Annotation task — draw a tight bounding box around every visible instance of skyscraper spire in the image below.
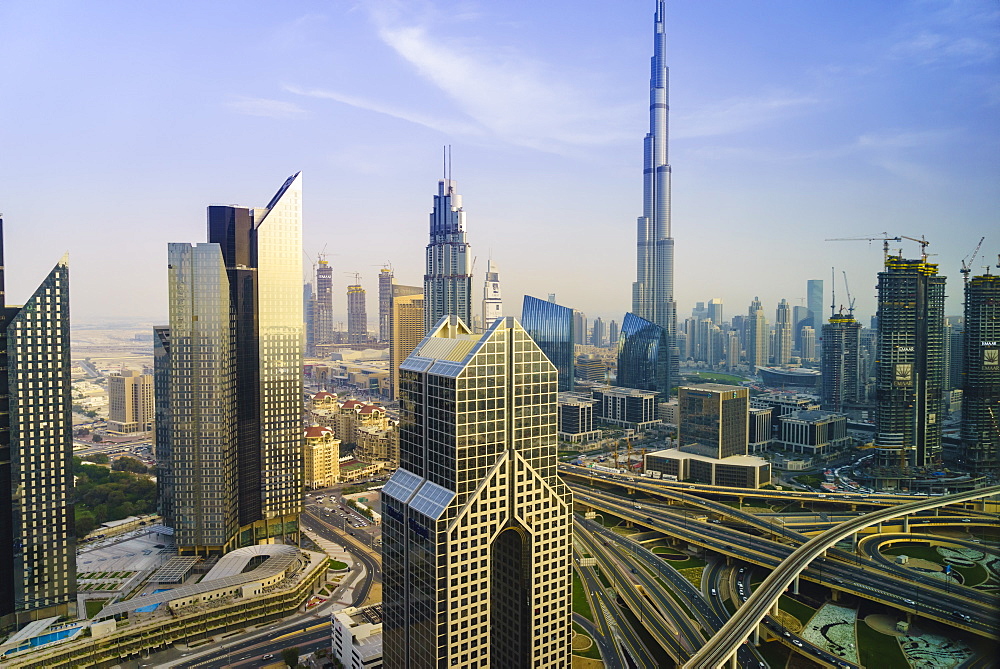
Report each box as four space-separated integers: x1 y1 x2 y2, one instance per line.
633 0 677 390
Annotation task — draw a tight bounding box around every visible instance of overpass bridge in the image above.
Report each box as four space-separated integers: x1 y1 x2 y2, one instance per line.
572 485 998 635
683 484 1000 668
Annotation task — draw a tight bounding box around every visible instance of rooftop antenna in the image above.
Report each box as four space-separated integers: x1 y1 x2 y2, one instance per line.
448 144 452 182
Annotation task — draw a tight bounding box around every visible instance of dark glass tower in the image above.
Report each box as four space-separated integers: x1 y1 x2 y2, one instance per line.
424 178 472 332
521 295 575 392
874 255 946 469
961 272 1000 473
616 311 669 395
159 173 304 555
382 317 572 668
0 218 76 626
821 313 862 413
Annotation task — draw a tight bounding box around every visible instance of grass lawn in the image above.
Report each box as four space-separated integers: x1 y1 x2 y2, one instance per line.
856 619 908 668
688 371 746 384
594 567 612 589
572 622 603 660
328 559 348 570
651 546 686 558
882 544 988 586
85 599 108 617
573 569 593 621
778 595 815 626
663 556 706 570
677 566 704 589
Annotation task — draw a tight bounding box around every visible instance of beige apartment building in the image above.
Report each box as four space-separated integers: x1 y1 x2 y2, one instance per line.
107 369 154 433
303 425 341 489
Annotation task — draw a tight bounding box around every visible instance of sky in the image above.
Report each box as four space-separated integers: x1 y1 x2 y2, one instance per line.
1 0 997 330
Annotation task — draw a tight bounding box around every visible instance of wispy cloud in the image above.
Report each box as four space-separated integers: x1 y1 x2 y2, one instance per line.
285 1 632 153
890 30 997 65
674 94 820 139
368 10 631 151
283 85 483 136
227 96 309 120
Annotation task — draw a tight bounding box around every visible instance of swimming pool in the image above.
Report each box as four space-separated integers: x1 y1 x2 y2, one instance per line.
133 588 172 613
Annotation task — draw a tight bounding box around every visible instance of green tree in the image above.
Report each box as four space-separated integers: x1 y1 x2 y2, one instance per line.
112 456 148 474
92 434 103 443
280 647 300 668
84 453 109 464
75 508 98 537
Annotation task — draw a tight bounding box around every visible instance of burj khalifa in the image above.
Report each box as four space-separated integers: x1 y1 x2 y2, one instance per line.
631 0 678 389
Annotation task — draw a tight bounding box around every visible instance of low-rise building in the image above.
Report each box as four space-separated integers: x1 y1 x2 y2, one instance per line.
592 386 660 431
558 393 601 443
750 392 819 419
644 448 770 489
775 409 851 456
748 406 773 453
333 604 383 669
657 399 679 426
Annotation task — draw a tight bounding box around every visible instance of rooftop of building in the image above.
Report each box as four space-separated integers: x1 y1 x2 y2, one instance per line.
335 603 384 628
647 447 769 468
93 544 306 620
679 383 746 393
305 425 334 439
558 392 598 406
783 409 845 423
592 385 657 398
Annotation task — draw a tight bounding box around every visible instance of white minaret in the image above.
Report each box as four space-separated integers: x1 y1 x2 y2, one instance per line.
482 260 503 331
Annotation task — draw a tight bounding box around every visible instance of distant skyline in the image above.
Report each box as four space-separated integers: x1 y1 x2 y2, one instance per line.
1 0 997 328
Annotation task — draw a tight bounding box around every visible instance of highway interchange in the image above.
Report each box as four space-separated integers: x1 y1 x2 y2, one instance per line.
124 468 996 668
567 467 998 668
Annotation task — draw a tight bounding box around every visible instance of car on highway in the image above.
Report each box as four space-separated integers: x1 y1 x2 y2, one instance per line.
792 640 802 647
262 654 274 660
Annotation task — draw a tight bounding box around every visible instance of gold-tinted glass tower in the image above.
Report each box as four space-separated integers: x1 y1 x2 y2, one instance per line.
160 173 303 555
382 317 573 668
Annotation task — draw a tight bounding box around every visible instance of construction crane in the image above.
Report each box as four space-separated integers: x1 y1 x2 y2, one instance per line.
842 271 856 316
960 236 985 283
825 233 931 261
343 271 362 285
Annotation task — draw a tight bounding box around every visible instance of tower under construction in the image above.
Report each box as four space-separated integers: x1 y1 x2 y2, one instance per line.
874 254 946 470
961 270 1000 474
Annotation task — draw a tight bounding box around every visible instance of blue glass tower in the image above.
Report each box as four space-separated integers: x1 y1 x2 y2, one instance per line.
521 295 575 392
616 312 669 395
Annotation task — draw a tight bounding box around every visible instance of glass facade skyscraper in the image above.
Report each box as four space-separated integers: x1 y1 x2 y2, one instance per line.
632 0 678 393
0 219 76 626
382 316 572 668
874 255 945 469
616 311 669 395
424 178 472 332
521 295 575 392
961 272 1000 474
159 173 304 555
